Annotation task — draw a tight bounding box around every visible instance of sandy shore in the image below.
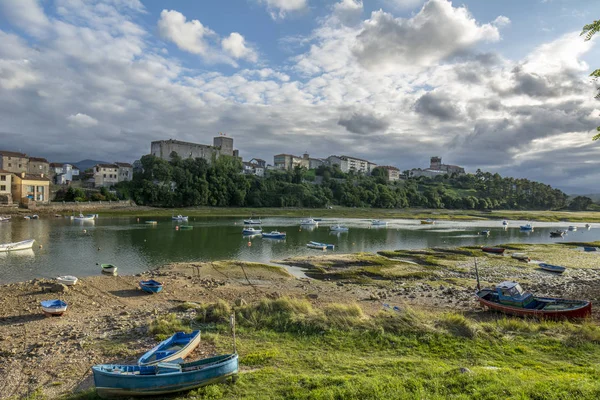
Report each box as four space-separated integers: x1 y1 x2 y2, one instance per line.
1 243 600 398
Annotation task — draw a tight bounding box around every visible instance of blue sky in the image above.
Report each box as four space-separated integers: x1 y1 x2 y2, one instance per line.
0 0 598 193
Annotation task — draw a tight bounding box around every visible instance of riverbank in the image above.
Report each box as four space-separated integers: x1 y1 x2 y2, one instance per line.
2 242 600 399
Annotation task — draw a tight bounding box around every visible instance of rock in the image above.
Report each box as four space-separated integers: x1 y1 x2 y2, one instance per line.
369 293 381 300
42 283 68 293
307 293 319 299
460 367 472 374
120 311 130 316
337 282 344 287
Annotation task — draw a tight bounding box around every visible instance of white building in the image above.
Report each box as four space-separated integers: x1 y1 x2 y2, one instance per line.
243 162 265 177
115 162 133 182
93 164 119 187
326 155 376 175
50 163 80 184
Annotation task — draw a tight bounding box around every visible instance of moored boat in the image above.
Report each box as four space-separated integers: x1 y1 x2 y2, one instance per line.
57 275 78 286
420 219 435 225
511 253 530 262
306 243 327 250
179 225 193 230
479 230 490 236
476 281 591 319
539 263 566 274
371 220 388 226
0 239 35 252
0 216 11 222
101 264 118 274
242 227 262 235
74 213 95 221
309 241 334 250
261 231 286 239
585 223 591 229
145 220 158 225
481 246 505 254
243 219 261 225
583 246 597 252
41 299 68 316
568 226 577 231
138 330 201 366
172 215 189 221
330 225 349 232
92 353 238 397
549 230 564 238
520 223 533 231
139 279 163 294
300 218 318 226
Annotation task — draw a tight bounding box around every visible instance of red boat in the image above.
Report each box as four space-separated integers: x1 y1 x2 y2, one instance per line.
481 246 505 254
476 281 591 319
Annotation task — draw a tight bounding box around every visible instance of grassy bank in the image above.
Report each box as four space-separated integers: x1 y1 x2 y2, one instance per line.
94 206 600 222
65 297 600 400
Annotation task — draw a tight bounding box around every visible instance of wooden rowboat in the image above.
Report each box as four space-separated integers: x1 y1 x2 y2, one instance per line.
420 219 435 225
92 353 238 397
476 281 591 319
139 279 163 294
41 299 68 316
0 239 35 252
539 263 566 274
101 264 118 274
138 330 201 366
511 253 530 262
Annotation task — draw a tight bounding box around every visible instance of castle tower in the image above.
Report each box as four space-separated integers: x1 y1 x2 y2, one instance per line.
213 134 234 157
430 156 442 170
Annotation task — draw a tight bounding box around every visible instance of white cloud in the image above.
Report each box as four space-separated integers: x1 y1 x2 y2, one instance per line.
67 113 99 127
385 0 425 10
492 16 511 27
0 0 51 38
222 33 258 62
157 9 215 55
257 0 308 20
332 0 363 26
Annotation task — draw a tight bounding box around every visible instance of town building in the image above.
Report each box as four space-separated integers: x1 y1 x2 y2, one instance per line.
309 157 326 170
27 157 49 176
0 151 29 174
249 158 266 168
273 153 310 170
115 162 133 182
0 170 12 204
428 157 465 174
93 164 119 187
150 134 238 163
12 172 50 204
50 163 80 184
326 155 376 175
242 162 265 177
379 166 401 181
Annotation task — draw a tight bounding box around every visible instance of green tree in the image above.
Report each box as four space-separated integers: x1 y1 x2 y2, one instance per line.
569 196 593 211
581 20 600 140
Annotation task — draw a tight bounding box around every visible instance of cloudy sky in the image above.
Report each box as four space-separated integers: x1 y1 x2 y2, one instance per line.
0 0 599 193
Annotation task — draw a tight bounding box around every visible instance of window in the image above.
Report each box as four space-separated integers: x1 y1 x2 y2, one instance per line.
0 185 5 191
0 176 5 181
18 164 21 168
103 174 106 178
7 163 11 167
39 165 42 169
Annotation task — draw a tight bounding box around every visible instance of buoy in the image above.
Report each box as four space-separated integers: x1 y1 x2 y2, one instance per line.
97 247 101 251
248 241 252 246
175 226 179 231
39 244 43 249
137 218 139 222
144 239 146 242
83 229 87 233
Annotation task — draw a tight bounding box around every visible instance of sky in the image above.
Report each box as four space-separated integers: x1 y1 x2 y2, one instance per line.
0 0 599 194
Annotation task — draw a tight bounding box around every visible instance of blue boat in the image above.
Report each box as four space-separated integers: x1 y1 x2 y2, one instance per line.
139 279 164 294
40 299 68 316
139 331 202 366
261 231 286 239
92 353 238 397
479 230 490 236
539 263 566 274
520 223 533 231
583 246 598 252
242 227 262 235
310 241 335 250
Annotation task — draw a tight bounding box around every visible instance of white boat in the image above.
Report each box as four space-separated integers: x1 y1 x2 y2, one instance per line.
330 225 349 232
243 219 262 225
300 218 318 226
242 227 262 235
511 253 530 262
585 223 591 229
310 241 335 250
371 220 388 226
0 239 35 252
172 215 189 221
74 213 95 221
306 243 327 250
0 216 11 222
568 226 577 231
57 275 78 286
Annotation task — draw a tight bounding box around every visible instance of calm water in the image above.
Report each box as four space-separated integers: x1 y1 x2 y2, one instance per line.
0 216 599 284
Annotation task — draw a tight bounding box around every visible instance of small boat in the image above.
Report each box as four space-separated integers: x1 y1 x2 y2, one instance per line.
0 239 35 252
482 246 505 254
549 230 564 238
243 219 261 225
420 219 435 225
56 275 78 286
139 279 163 294
101 264 118 274
479 230 490 236
568 226 577 231
371 220 388 226
92 353 238 397
330 225 349 232
502 220 508 226
300 218 319 226
172 215 189 221
476 281 591 319
520 223 533 231
511 253 530 262
40 299 68 316
261 231 286 239
583 246 597 252
74 213 95 221
539 263 566 274
145 220 158 225
306 243 327 250
585 224 591 230
309 241 334 250
242 227 262 235
179 225 193 230
138 330 201 366
0 216 11 222
313 218 322 222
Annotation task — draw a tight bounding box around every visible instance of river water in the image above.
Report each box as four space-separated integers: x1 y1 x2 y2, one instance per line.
0 216 598 284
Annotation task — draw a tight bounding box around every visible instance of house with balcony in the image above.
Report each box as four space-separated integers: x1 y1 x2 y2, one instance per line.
12 172 50 204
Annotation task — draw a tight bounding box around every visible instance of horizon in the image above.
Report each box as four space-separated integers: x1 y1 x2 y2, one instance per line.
0 0 599 194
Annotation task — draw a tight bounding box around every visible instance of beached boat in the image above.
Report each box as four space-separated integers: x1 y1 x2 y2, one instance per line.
243 219 261 225
502 220 508 226
0 216 11 222
56 275 78 286
476 281 591 319
583 246 597 252
300 218 319 226
41 299 68 316
420 219 435 225
172 215 189 221
24 215 38 220
479 230 490 236
138 331 201 366
330 225 349 232
0 239 35 252
568 226 577 231
101 264 118 274
481 246 505 254
139 279 163 294
539 263 566 274
242 227 262 235
306 243 327 250
310 241 334 250
92 353 238 397
261 231 286 239
549 230 564 238
520 223 533 231
511 253 530 262
371 220 388 226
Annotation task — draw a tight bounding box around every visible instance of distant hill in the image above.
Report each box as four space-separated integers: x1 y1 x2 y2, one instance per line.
67 159 109 171
569 193 600 202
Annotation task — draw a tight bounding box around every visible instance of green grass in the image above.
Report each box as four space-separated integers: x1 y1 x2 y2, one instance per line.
150 313 193 340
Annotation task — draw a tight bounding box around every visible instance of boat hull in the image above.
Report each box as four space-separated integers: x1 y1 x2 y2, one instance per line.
539 263 566 273
0 239 35 252
41 300 68 316
139 331 201 366
101 264 117 274
476 295 591 319
93 354 238 398
139 280 163 294
57 276 78 286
